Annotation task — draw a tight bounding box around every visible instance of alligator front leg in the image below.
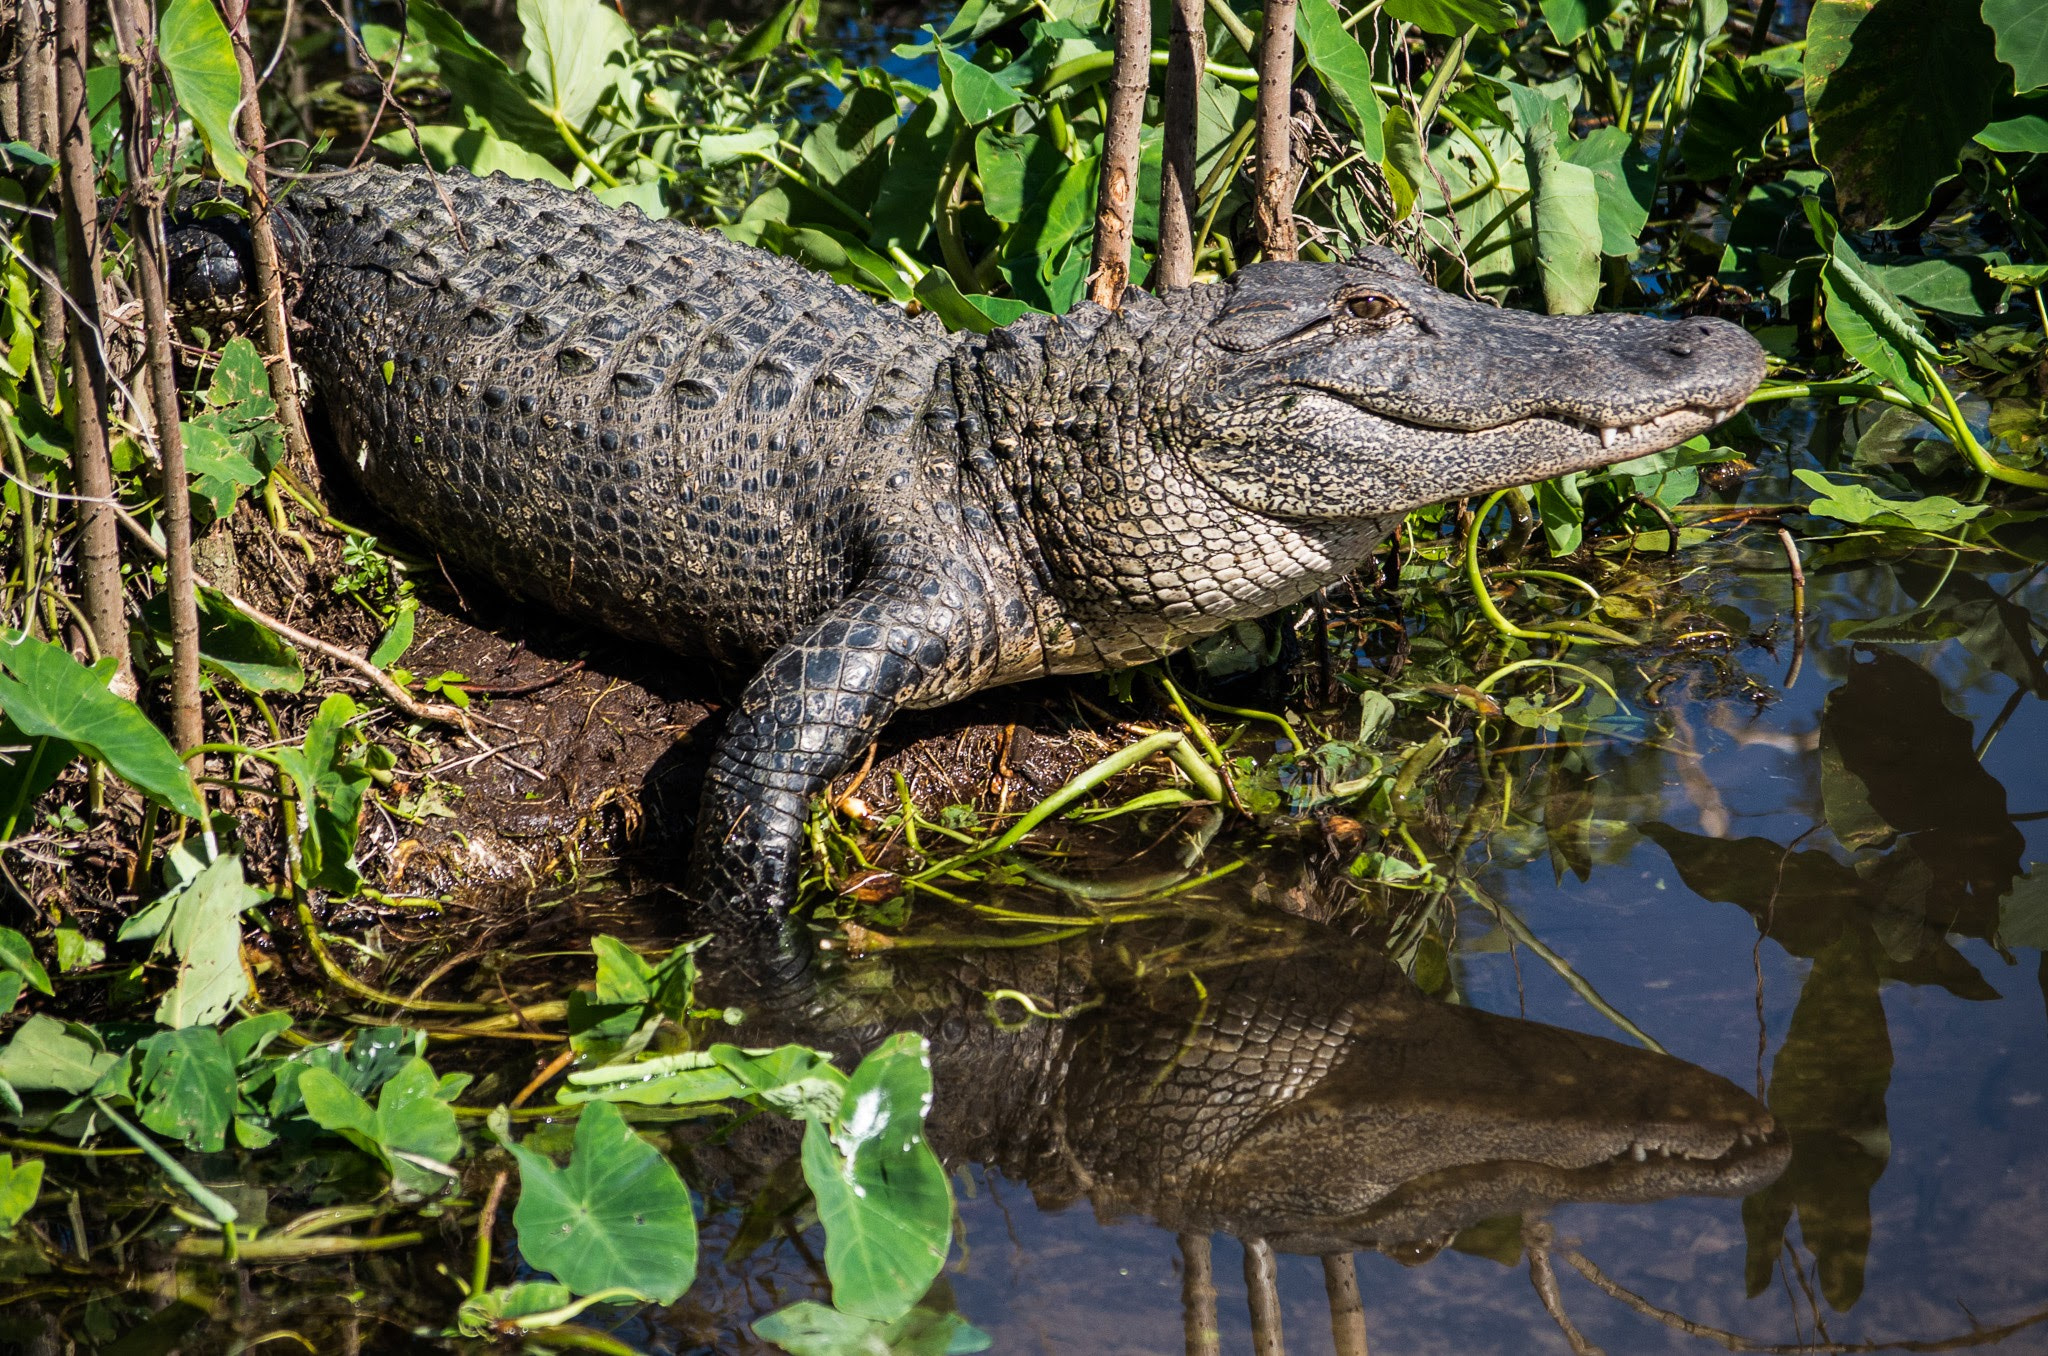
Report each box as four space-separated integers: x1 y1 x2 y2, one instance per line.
690 561 1002 982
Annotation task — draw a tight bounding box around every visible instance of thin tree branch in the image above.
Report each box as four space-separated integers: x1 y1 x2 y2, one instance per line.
54 0 132 694
1252 0 1300 260
220 0 316 471
1158 0 1206 289
1088 0 1151 308
110 0 204 766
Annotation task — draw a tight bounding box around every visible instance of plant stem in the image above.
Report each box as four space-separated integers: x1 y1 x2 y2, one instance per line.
52 0 131 692
1156 0 1206 290
1090 0 1151 307
221 0 318 474
1251 0 1299 261
109 0 204 771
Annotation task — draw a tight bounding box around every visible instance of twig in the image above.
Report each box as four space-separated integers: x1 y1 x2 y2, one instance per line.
1776 525 1804 687
109 0 204 766
462 660 585 697
471 1168 509 1295
222 0 318 471
111 501 470 728
53 0 131 693
1252 0 1301 261
1525 1221 1604 1356
1563 1248 2048 1352
1156 0 1206 290
511 1047 577 1108
1088 0 1151 307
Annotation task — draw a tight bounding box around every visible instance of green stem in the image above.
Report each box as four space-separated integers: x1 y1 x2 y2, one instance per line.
1459 881 1665 1053
547 109 620 189
1916 354 2048 491
92 1100 242 1241
908 731 1225 883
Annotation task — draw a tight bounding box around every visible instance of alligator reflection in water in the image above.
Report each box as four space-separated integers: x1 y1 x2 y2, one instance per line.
745 914 1790 1352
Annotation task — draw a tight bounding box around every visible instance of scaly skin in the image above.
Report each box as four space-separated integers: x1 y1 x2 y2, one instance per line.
747 916 1789 1254
176 165 1766 971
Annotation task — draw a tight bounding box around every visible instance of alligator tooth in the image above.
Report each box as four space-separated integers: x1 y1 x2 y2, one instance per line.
1601 426 1620 449
1631 1143 1647 1162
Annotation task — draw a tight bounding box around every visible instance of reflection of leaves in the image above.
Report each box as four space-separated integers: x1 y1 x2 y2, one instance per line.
1543 752 1599 884
1830 573 2048 697
1642 828 1997 999
1743 932 1891 1311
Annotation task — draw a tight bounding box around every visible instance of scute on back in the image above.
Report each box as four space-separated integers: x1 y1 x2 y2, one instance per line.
289 165 952 668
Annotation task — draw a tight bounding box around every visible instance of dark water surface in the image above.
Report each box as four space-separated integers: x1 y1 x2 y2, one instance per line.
680 398 2048 1356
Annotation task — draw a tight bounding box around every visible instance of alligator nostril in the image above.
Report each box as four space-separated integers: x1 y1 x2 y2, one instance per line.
1667 345 1695 359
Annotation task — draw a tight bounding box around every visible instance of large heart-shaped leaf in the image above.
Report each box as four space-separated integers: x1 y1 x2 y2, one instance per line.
0 629 203 819
502 1099 698 1303
157 0 247 186
802 1034 952 1322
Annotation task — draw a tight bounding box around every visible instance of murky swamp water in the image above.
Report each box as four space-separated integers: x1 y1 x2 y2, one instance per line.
648 399 2048 1355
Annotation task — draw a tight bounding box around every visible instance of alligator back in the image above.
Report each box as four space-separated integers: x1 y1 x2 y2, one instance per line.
289 166 951 668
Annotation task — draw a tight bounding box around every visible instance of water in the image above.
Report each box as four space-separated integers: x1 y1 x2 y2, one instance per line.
671 399 2048 1354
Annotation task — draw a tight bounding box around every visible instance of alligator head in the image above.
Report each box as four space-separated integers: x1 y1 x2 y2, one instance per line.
1183 249 1768 519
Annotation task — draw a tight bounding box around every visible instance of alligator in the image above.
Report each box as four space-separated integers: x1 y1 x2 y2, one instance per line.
728 912 1788 1276
173 165 1766 967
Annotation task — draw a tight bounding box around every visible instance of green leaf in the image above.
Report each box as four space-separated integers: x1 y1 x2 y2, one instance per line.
869 88 955 254
974 129 1065 226
502 1098 698 1302
1819 229 1941 402
1984 0 2048 92
300 1057 463 1200
193 587 304 694
698 125 780 167
369 603 417 670
1383 0 1514 34
0 1016 113 1093
998 154 1099 312
713 1043 850 1122
913 270 1034 333
270 694 372 893
157 0 248 187
1537 0 1615 45
0 973 22 1018
803 84 900 212
1977 114 2048 153
149 850 269 1029
0 629 204 818
1805 0 2002 228
1296 0 1385 159
802 1034 952 1322
180 421 263 520
939 48 1024 127
0 927 51 997
1869 255 2008 320
1793 470 1987 532
406 0 561 152
726 0 821 67
1999 867 2048 949
1989 262 2048 286
519 0 631 130
0 1154 43 1231
376 124 572 186
1559 126 1653 257
1521 109 1601 314
755 1300 991 1356
134 1027 237 1153
1676 57 1793 181
53 928 102 973
766 223 914 302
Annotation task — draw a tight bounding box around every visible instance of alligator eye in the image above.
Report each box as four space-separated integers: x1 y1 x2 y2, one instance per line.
1344 294 1399 321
